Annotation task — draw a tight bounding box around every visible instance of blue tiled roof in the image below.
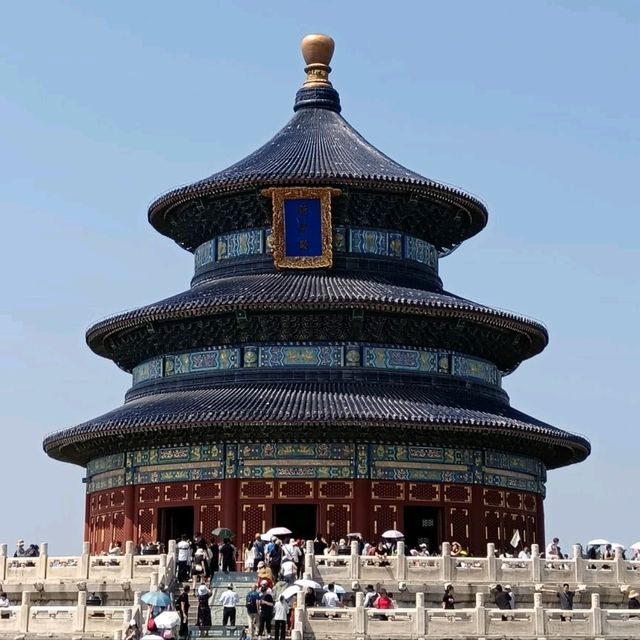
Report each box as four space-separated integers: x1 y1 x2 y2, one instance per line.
86 272 547 360
43 381 590 469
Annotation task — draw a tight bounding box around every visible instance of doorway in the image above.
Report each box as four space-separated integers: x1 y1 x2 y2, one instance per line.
158 506 195 548
273 504 317 540
403 506 440 554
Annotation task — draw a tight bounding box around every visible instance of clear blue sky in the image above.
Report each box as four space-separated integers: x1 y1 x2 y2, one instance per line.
1 1 638 553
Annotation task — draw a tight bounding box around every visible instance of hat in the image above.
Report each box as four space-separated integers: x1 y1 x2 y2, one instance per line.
260 579 268 586
16 539 24 546
419 543 427 548
128 619 137 627
197 584 209 596
630 590 640 599
504 585 512 591
162 631 173 640
339 538 346 545
257 561 265 568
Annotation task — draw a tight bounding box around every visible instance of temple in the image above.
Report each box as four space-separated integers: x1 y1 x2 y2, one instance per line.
44 34 589 555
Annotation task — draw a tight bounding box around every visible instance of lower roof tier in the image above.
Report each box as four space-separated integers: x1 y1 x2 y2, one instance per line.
43 380 589 469
87 273 548 373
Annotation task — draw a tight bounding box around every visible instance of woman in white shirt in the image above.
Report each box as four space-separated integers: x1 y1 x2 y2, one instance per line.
273 595 289 640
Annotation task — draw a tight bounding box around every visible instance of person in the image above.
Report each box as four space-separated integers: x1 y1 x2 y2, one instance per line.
304 586 316 608
245 584 261 639
258 584 274 638
177 535 192 583
546 537 560 559
442 584 455 609
196 584 212 629
313 533 328 556
219 583 240 627
175 584 190 639
220 538 236 573
280 555 297 585
0 592 9 607
191 548 207 587
124 619 141 640
363 585 378 608
209 539 219 578
493 584 512 620
273 595 289 640
505 585 516 609
268 537 283 578
14 540 26 558
518 546 531 560
555 583 586 620
162 631 174 640
373 588 393 620
628 589 640 609
244 540 254 572
108 541 122 556
321 583 340 608
252 533 266 571
144 619 164 640
257 561 274 587
603 544 615 561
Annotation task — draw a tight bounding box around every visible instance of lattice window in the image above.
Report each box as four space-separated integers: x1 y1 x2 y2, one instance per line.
372 504 397 536
503 513 526 549
483 489 504 507
484 510 502 545
318 481 353 499
111 489 125 507
523 493 537 512
137 508 155 541
163 484 189 502
194 482 221 500
505 492 522 510
138 486 160 503
443 484 471 503
199 504 222 537
278 481 314 499
326 504 351 541
526 515 538 544
241 504 266 537
372 481 404 500
112 511 125 543
89 495 97 514
97 492 107 511
240 481 274 499
409 483 440 502
448 507 470 545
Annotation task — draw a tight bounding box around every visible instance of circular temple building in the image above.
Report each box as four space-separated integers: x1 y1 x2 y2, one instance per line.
44 35 589 555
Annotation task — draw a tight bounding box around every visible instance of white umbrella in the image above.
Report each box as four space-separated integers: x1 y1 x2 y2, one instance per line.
381 529 404 540
323 584 346 595
346 532 362 538
612 543 625 549
294 578 321 589
154 610 180 629
281 585 301 600
587 539 610 546
265 526 292 537
260 533 272 541
630 541 640 551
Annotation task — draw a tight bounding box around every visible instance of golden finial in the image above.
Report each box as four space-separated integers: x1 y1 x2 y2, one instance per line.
301 34 335 87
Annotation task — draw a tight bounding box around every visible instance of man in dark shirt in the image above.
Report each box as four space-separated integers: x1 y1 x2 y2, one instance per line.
556 583 586 620
493 584 512 620
176 585 190 639
220 538 236 573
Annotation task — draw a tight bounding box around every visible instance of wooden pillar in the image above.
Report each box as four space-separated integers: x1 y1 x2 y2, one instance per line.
221 479 239 538
352 480 370 540
124 485 136 543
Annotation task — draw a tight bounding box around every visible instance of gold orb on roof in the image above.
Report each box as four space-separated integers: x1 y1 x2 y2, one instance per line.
300 33 335 87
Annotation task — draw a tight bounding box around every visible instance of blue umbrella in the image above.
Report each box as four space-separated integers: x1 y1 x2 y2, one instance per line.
141 590 172 607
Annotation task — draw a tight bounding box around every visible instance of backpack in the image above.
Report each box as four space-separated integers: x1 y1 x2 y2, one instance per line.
246 591 260 614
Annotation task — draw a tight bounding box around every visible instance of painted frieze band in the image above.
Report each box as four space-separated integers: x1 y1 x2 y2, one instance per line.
193 226 438 274
131 344 501 388
85 444 544 495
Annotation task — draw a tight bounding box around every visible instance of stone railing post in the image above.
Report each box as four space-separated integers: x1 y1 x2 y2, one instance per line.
75 590 87 632
355 590 366 634
614 546 625 583
166 541 176 580
37 542 48 580
149 572 158 592
292 604 305 640
305 540 316 578
573 544 584 583
167 539 176 556
533 592 545 637
80 541 91 579
350 540 360 580
591 592 602 636
124 541 134 579
0 543 7 581
19 591 30 633
475 592 486 636
396 541 406 581
441 541 452 583
531 544 541 582
486 543 496 582
158 554 168 587
415 592 426 636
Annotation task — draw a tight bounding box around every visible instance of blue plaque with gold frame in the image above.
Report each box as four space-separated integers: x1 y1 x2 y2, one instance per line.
262 187 340 269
